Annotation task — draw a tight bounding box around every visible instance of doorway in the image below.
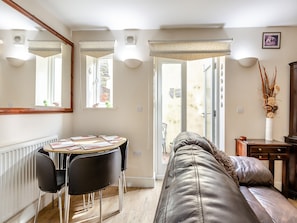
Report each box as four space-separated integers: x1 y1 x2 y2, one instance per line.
154 57 225 178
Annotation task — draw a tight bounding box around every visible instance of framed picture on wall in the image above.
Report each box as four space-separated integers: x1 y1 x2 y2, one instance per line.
262 32 281 49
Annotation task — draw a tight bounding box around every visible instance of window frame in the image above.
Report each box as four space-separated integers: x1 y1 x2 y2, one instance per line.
35 54 62 107
85 54 114 109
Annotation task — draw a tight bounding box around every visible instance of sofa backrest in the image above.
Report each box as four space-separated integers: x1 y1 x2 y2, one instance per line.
154 132 260 223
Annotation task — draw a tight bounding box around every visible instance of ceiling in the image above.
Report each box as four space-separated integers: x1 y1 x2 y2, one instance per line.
32 0 297 31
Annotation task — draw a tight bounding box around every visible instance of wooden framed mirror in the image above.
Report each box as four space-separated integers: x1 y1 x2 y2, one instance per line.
0 0 73 114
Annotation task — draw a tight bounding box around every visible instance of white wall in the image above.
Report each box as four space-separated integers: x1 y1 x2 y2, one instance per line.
3 0 297 187
72 27 297 187
225 27 297 154
72 30 155 186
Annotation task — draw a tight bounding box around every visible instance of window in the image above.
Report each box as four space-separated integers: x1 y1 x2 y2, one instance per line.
79 40 115 109
86 55 113 108
35 54 62 106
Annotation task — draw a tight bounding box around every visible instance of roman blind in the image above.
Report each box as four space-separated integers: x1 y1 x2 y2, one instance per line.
28 40 62 57
148 39 232 60
79 40 115 58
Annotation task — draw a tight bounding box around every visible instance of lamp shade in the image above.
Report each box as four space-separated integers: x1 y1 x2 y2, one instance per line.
124 58 142 69
238 57 258 68
6 57 25 67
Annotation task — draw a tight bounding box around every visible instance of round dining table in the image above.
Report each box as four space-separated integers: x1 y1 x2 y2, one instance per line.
44 135 126 154
43 135 127 222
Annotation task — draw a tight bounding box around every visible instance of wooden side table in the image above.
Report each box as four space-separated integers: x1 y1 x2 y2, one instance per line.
235 138 291 197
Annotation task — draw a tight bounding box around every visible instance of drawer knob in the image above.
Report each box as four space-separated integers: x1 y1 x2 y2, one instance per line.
277 155 281 159
259 155 263 159
258 148 262 151
277 148 281 152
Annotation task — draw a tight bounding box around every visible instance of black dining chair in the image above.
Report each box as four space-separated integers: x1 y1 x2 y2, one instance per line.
65 148 122 223
34 147 65 223
120 140 129 193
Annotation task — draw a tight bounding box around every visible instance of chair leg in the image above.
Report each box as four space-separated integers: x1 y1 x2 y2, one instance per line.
86 193 93 210
119 176 123 211
83 194 87 210
122 171 127 193
99 190 102 223
34 190 42 223
65 193 71 223
52 194 55 208
90 192 95 207
57 191 63 223
83 193 94 211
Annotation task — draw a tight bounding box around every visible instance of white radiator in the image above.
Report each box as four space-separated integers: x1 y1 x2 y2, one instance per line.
0 135 58 223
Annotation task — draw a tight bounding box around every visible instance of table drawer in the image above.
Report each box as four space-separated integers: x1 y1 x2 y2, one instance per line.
270 153 289 160
249 146 287 153
250 153 269 159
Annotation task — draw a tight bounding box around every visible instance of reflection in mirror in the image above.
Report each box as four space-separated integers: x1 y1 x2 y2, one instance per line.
0 0 73 114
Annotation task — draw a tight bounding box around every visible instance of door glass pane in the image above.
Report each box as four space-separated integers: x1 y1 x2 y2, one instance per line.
186 59 213 139
186 60 204 135
161 63 181 163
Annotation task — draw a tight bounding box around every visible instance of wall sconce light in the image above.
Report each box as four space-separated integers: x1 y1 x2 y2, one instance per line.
6 57 25 67
124 58 142 69
238 57 258 68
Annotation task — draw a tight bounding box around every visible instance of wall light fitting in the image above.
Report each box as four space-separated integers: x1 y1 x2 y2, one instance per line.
238 57 258 68
6 57 25 67
124 58 142 69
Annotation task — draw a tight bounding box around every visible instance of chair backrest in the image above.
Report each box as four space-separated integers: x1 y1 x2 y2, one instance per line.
35 147 59 193
68 148 121 195
120 140 129 171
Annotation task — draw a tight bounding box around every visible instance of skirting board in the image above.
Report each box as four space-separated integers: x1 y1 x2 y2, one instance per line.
126 176 156 188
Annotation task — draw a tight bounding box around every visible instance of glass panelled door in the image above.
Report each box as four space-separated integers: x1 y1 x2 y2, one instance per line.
156 57 221 178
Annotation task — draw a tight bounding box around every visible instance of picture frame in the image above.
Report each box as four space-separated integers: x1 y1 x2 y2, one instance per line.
262 32 281 49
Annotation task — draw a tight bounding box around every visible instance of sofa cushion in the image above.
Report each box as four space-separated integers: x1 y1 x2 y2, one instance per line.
230 156 273 186
240 186 297 223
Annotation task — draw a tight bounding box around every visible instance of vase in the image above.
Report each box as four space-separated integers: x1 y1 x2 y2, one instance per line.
265 117 273 141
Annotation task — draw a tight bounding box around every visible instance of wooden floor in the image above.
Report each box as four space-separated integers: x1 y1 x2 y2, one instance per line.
289 198 297 208
28 179 297 223
30 180 163 223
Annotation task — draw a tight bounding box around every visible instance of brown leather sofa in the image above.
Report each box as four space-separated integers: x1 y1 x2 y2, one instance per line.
154 132 297 223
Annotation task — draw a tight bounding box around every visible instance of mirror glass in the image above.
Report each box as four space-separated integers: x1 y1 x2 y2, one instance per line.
0 0 73 114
